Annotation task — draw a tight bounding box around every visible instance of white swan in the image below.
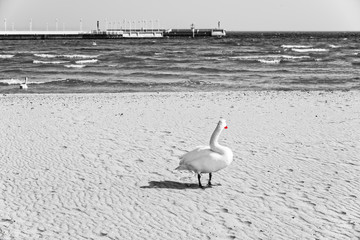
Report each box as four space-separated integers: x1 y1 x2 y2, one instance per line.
175 119 233 188
19 77 28 89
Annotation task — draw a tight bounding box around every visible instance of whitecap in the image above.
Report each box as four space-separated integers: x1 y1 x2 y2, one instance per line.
291 48 329 53
33 60 69 64
229 55 259 60
64 64 86 68
0 54 15 59
0 78 22 85
258 59 281 64
281 45 312 49
0 78 41 85
75 59 98 64
280 55 311 60
62 54 99 59
34 53 57 58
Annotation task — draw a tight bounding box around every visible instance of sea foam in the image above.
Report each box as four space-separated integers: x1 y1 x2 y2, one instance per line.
62 54 99 59
34 53 99 59
0 78 22 85
0 78 41 85
75 59 98 64
34 54 57 58
0 55 15 59
291 48 329 53
33 60 69 64
281 45 312 49
64 64 86 68
258 59 281 64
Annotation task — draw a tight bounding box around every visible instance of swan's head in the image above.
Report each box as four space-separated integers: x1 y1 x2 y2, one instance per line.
218 119 228 129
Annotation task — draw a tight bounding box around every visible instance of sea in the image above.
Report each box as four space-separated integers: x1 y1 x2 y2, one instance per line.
1 32 360 93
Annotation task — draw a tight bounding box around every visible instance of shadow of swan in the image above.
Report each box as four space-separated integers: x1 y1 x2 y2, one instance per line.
140 181 201 189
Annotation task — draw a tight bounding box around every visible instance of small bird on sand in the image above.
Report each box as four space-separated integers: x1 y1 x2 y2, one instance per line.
20 77 28 90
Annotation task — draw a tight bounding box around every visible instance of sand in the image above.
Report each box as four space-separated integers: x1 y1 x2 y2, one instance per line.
0 91 359 240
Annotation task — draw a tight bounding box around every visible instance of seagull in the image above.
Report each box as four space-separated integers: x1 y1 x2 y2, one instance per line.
20 77 28 89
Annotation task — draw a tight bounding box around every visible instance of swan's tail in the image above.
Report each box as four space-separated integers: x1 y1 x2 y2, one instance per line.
174 165 185 171
175 164 198 174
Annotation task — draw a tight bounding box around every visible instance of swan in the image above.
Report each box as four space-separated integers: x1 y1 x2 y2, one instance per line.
175 119 233 188
19 77 28 89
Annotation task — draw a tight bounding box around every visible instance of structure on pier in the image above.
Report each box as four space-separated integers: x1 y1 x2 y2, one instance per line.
0 20 226 40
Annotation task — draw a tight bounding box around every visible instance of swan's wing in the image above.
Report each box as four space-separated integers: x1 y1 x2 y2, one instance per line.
176 146 219 172
176 145 232 173
179 145 210 164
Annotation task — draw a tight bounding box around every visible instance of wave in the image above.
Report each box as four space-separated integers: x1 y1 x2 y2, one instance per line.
40 78 215 88
280 55 311 60
43 79 88 85
204 57 226 61
192 67 229 73
229 54 312 64
34 53 99 59
0 78 42 85
229 56 261 61
281 45 313 49
129 72 179 79
75 59 98 64
62 54 99 59
258 59 281 64
0 78 23 85
33 60 69 64
291 48 329 53
0 54 15 59
64 64 86 68
34 54 57 58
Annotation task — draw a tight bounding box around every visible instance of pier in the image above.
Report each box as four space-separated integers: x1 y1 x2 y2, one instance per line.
0 28 226 40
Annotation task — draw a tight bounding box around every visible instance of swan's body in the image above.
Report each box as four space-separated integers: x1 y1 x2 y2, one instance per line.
19 77 28 89
176 119 233 188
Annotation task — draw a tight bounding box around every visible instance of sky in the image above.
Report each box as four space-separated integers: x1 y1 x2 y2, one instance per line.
0 0 360 31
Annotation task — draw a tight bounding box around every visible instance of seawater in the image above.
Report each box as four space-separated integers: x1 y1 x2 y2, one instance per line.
1 32 360 93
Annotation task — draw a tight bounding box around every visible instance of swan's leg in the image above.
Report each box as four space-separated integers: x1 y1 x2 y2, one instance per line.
208 173 212 186
197 174 203 188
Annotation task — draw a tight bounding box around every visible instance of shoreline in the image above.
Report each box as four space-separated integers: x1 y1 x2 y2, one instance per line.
1 90 359 239
1 88 358 95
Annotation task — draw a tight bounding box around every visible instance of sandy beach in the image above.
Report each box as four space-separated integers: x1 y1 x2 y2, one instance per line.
0 91 359 240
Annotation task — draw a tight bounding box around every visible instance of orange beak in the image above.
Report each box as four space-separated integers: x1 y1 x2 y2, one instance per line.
224 126 228 129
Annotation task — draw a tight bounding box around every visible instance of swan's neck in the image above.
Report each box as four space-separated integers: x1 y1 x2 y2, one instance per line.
209 124 226 154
